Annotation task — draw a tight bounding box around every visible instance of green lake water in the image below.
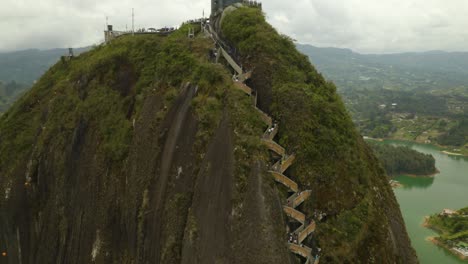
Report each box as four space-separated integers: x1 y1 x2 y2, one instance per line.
384 140 468 264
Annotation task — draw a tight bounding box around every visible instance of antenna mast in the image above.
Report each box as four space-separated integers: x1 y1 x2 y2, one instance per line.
132 8 135 35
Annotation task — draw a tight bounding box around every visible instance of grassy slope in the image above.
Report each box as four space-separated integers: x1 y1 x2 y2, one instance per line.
221 7 417 263
0 25 214 173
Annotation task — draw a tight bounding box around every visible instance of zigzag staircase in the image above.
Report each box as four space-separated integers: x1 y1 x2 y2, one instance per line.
204 22 320 264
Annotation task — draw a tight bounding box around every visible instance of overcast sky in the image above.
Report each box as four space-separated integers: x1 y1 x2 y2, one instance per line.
1 0 468 53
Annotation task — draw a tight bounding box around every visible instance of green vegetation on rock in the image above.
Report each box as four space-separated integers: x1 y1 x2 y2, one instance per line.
0 7 418 264
0 21 290 263
221 7 417 263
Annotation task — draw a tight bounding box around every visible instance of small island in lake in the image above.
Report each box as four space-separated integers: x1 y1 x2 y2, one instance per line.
424 207 468 260
368 142 438 177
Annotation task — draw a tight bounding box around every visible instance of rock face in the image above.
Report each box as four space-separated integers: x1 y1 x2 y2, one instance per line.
0 8 417 264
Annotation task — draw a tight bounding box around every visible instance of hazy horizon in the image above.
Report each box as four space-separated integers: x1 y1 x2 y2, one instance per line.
1 0 468 54
2 43 468 56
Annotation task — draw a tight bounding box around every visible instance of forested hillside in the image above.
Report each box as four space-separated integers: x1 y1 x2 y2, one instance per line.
369 142 437 176
0 48 90 84
297 44 468 155
297 44 468 92
0 48 90 114
0 81 29 113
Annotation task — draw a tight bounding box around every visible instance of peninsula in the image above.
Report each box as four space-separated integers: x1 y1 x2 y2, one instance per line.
425 207 468 260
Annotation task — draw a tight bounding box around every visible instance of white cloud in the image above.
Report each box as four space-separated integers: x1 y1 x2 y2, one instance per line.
264 0 468 53
0 0 467 53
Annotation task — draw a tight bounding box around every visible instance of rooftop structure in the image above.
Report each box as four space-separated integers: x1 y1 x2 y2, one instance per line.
212 0 240 14
211 0 262 16
104 24 176 43
440 209 457 216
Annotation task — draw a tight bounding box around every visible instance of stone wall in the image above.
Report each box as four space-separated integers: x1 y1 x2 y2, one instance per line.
212 0 243 15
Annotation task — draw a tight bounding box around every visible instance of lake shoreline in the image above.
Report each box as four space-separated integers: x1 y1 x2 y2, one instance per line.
397 168 440 178
441 150 464 156
391 140 468 264
426 236 468 261
423 216 468 261
364 136 468 157
389 180 403 188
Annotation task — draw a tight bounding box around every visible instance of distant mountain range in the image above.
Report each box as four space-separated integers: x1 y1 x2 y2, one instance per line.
0 47 90 85
0 47 91 113
2 45 467 91
297 44 468 92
